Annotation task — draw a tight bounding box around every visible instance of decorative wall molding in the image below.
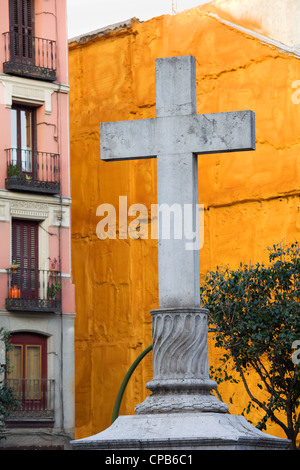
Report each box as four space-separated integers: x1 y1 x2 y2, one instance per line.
0 74 69 114
0 200 10 222
0 191 71 226
10 199 49 220
49 206 70 227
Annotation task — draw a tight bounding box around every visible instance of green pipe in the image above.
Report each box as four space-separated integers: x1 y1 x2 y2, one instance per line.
111 344 153 424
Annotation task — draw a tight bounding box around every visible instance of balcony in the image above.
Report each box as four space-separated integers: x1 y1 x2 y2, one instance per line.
4 379 55 423
3 32 57 82
5 148 60 194
6 268 62 313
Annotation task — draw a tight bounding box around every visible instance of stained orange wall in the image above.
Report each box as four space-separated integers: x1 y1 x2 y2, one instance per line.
69 7 300 440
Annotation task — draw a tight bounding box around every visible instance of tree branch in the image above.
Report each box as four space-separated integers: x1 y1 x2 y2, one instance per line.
237 364 289 435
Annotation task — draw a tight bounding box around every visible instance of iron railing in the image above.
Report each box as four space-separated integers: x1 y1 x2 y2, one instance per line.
5 378 55 421
3 32 57 81
6 268 62 312
5 148 60 194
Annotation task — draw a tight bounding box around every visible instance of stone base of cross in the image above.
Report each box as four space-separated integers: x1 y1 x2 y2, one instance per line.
71 56 290 450
135 307 228 415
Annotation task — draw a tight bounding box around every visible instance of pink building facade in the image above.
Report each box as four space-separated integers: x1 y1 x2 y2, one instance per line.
0 0 75 449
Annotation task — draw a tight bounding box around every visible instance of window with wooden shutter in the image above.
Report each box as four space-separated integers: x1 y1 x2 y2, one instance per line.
5 0 56 81
12 219 39 300
9 0 35 64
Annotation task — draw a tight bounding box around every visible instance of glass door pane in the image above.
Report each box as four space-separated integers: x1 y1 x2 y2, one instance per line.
26 345 41 399
8 345 22 378
11 109 17 150
7 345 22 397
20 109 32 172
10 109 18 169
10 106 35 176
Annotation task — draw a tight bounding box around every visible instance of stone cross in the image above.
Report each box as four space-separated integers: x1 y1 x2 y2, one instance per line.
100 55 255 414
101 55 255 309
73 57 288 449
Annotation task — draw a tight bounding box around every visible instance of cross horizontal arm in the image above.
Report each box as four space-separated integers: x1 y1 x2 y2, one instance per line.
100 110 255 162
190 110 255 154
100 119 157 161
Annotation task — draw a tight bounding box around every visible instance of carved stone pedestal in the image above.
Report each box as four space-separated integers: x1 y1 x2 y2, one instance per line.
71 308 290 450
135 308 228 414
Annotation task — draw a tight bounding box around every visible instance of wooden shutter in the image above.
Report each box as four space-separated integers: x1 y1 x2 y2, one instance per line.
9 0 35 63
12 220 38 299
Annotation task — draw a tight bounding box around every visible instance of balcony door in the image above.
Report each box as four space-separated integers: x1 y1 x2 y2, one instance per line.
11 105 36 177
7 332 47 413
12 219 39 300
9 0 35 65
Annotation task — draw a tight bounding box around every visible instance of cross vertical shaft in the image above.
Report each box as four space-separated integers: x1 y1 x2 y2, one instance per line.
155 56 200 309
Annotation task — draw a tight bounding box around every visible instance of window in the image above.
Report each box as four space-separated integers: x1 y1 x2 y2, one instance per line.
9 0 35 65
11 219 39 300
6 104 61 194
11 104 36 176
5 332 55 422
7 219 62 312
8 334 46 385
4 0 57 81
6 332 49 413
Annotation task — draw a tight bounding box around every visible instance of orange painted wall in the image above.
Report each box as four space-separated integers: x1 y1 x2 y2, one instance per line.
69 7 300 440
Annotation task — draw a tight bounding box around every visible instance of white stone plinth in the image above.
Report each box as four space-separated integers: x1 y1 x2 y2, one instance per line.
71 413 289 450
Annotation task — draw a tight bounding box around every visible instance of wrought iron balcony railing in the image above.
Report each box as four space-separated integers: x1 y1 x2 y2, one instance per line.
3 32 57 81
6 268 62 313
5 148 60 194
4 378 55 421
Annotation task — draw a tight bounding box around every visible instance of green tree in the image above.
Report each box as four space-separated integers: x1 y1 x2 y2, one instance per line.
201 242 300 450
0 328 19 439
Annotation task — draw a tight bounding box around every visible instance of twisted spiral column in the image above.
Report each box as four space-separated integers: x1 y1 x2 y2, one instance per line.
135 308 228 414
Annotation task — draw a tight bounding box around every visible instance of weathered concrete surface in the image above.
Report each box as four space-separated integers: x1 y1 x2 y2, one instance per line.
71 413 290 450
101 111 255 160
